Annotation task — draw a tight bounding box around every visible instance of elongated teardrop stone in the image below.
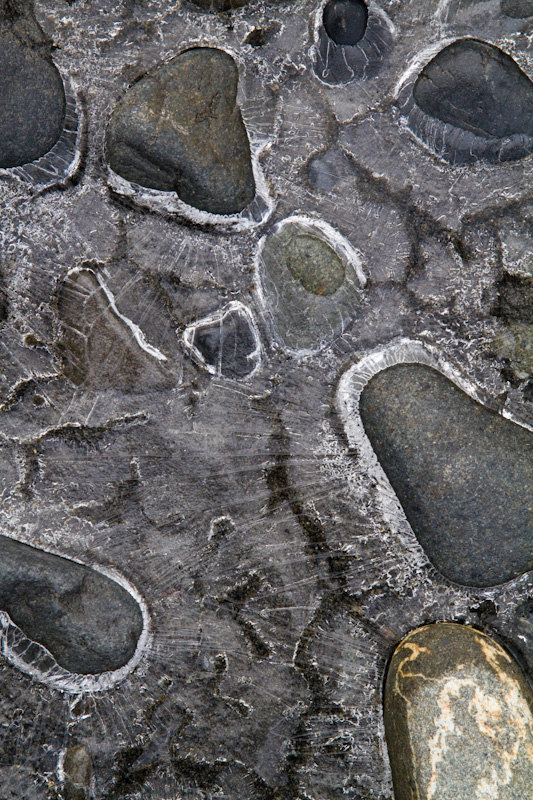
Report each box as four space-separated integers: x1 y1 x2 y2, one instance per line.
106 47 255 215
384 623 533 800
0 535 143 674
359 363 533 586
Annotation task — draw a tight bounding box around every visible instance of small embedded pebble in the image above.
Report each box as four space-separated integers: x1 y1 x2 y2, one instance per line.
63 746 92 800
184 304 260 379
0 535 143 674
258 220 364 352
0 8 65 167
322 0 368 46
359 363 533 586
384 623 533 800
106 47 255 216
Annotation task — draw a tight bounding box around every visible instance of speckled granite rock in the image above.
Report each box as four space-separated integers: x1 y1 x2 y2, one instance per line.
0 535 143 674
384 623 533 800
0 1 65 167
106 47 255 215
409 39 533 164
359 363 533 586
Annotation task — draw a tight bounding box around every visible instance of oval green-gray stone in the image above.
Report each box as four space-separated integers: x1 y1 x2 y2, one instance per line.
285 234 345 296
384 623 533 800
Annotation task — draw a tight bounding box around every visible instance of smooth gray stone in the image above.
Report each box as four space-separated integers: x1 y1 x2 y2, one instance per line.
0 5 65 168
384 623 533 800
189 307 259 379
322 0 368 46
63 746 92 800
359 363 533 586
0 535 143 674
413 39 533 158
106 47 255 216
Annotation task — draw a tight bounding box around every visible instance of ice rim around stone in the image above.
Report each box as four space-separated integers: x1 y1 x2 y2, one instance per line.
255 214 367 358
393 36 533 167
310 0 395 86
105 44 273 233
0 72 85 191
181 300 263 380
336 337 533 589
0 537 151 695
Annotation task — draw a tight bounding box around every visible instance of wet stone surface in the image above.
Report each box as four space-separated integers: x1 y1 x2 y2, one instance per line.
407 39 533 164
0 2 65 168
0 536 143 674
384 623 533 800
322 0 368 46
106 47 255 216
359 363 533 586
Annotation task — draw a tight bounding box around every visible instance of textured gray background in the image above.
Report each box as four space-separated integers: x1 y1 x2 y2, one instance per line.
1 0 533 798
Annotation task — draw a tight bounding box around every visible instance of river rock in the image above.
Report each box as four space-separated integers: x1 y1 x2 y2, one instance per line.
384 623 533 800
183 303 260 379
106 47 255 216
322 0 368 46
409 38 533 164
0 535 143 674
258 219 364 352
359 363 533 586
0 3 65 167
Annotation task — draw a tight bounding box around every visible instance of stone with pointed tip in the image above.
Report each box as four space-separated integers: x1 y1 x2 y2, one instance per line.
106 47 255 216
359 363 533 586
384 623 533 800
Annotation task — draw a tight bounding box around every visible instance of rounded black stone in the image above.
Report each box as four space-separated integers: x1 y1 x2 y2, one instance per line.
413 39 533 141
0 535 144 674
322 0 368 46
0 28 65 168
359 363 533 587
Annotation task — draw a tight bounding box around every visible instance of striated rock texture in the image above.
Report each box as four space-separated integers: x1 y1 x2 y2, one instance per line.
106 47 255 215
384 623 533 800
0 0 65 167
0 535 143 674
359 363 533 586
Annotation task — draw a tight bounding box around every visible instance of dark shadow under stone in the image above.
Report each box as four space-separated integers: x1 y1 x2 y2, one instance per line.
359 363 533 586
0 7 65 168
413 39 533 141
106 47 255 216
501 0 533 16
0 535 143 674
322 0 368 46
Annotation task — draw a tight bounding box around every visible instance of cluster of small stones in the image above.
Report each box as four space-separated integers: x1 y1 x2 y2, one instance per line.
0 0 532 799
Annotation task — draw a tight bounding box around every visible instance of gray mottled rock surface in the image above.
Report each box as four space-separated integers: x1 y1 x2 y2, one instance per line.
0 2 65 167
0 535 143 674
385 623 533 800
502 0 533 16
106 47 255 215
359 363 533 586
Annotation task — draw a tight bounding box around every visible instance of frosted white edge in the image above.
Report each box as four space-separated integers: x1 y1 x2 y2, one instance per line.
335 337 533 579
254 214 367 358
181 300 263 379
0 539 151 695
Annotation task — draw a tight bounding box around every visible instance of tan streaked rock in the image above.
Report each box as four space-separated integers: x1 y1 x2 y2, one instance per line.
384 623 533 800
